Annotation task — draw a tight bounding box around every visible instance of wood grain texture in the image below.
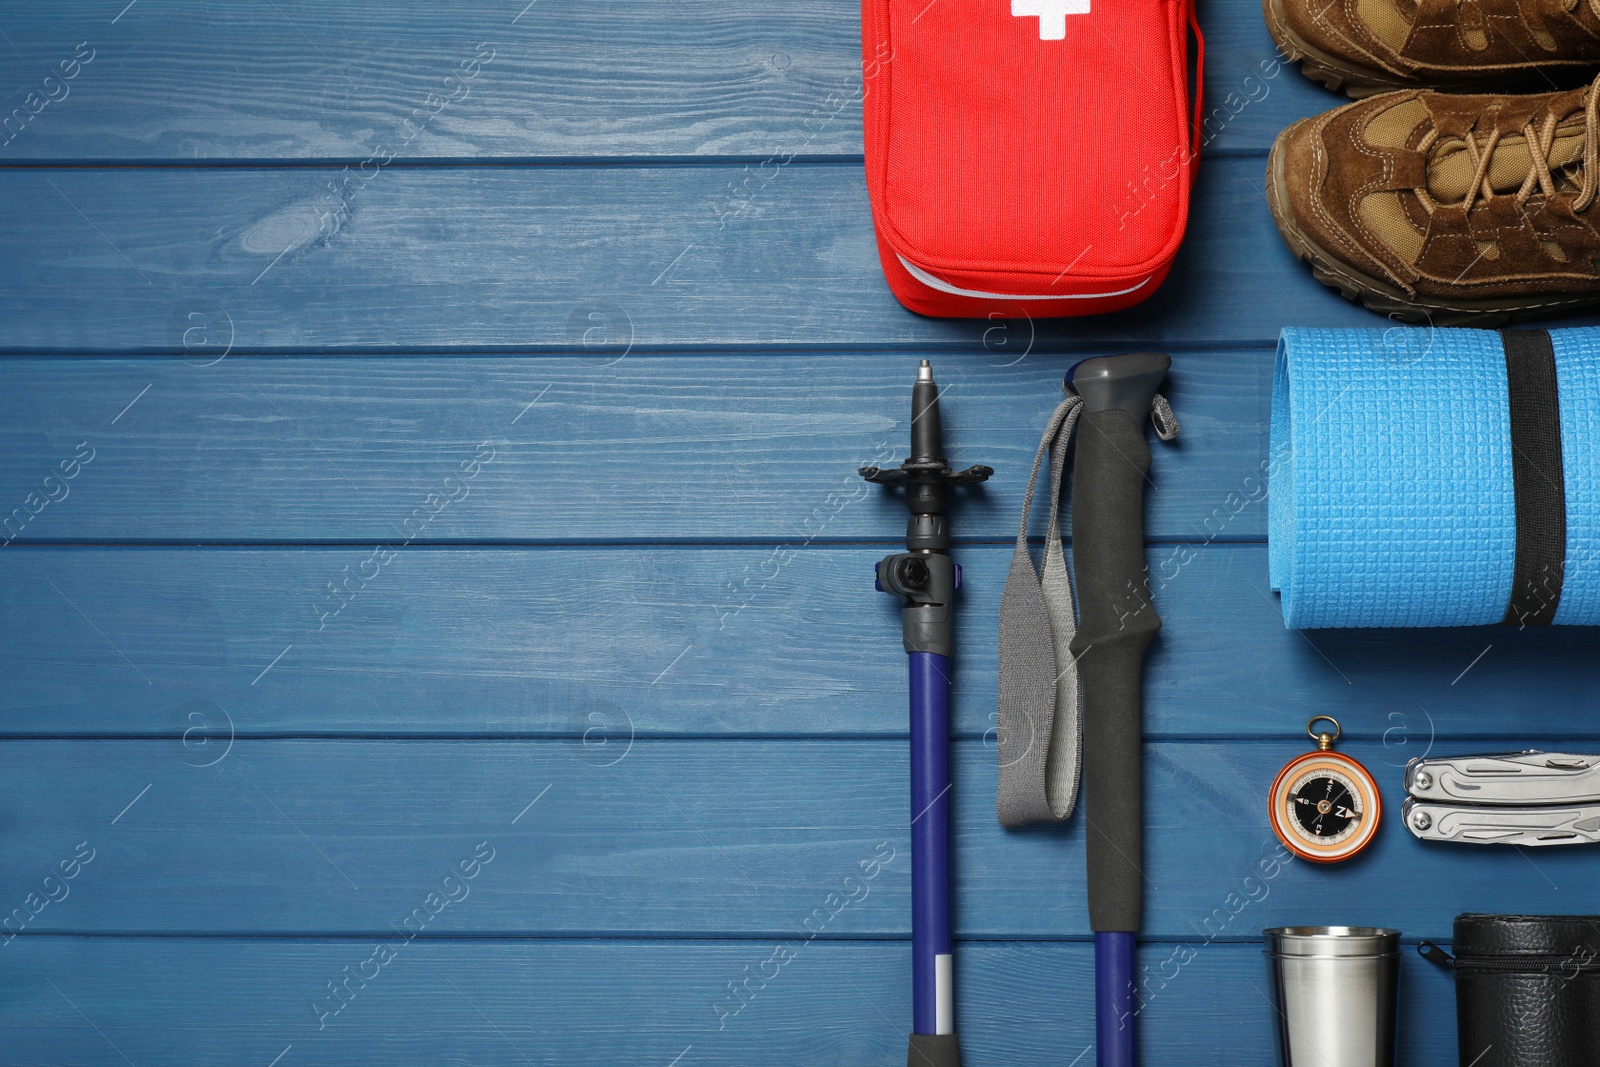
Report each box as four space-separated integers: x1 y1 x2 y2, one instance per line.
0 2 1581 1062
0 351 1266 542
9 160 1581 354
0 0 1346 164
0 0 861 163
0 937 1458 1066
4 544 1594 740
1197 0 1339 156
3 739 1595 939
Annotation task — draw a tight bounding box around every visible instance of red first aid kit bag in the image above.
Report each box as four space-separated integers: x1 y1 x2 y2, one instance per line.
862 0 1202 318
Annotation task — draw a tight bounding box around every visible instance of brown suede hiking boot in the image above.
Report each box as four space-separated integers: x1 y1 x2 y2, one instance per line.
1266 0 1600 96
1268 76 1600 323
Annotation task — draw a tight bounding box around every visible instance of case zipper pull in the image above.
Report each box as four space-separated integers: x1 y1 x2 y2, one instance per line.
1417 941 1455 969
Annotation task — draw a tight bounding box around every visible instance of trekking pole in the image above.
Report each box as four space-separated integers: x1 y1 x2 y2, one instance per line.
861 360 991 1067
1066 352 1171 1067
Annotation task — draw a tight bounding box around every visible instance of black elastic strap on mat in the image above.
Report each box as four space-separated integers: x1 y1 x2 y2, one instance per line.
1499 329 1566 627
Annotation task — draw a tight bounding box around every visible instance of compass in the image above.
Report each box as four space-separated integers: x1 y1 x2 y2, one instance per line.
1269 717 1382 863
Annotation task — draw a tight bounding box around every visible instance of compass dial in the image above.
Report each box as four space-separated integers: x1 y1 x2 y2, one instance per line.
1269 753 1381 862
1290 768 1360 840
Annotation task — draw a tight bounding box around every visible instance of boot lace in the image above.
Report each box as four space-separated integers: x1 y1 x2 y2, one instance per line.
1417 74 1600 213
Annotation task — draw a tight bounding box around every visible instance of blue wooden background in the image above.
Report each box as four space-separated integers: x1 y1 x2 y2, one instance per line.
2 2 1596 1064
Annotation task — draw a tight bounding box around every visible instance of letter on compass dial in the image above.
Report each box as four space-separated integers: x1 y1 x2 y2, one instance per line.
1291 774 1360 839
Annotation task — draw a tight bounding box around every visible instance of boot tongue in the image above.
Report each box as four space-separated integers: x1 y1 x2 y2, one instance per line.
1426 119 1587 203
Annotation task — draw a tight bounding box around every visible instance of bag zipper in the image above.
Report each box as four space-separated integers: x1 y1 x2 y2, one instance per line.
1418 942 1600 974
896 256 1152 302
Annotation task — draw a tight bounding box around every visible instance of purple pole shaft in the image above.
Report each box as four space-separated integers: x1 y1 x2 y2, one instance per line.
1096 932 1137 1067
909 651 954 1036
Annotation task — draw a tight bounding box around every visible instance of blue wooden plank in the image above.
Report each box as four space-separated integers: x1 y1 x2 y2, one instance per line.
0 0 1366 163
3 544 1594 741
0 0 861 163
2 739 1595 939
0 160 1549 354
0 937 1458 1066
0 351 1266 542
0 3 1522 1065
1198 0 1340 157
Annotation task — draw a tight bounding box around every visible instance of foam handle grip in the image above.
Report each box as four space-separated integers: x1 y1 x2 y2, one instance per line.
1069 408 1159 935
907 1034 961 1067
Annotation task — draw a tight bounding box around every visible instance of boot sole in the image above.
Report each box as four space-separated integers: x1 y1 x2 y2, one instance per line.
1262 0 1598 97
1262 0 1410 97
1266 124 1600 326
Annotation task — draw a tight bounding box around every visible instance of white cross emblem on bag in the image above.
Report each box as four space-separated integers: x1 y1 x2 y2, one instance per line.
1012 0 1090 39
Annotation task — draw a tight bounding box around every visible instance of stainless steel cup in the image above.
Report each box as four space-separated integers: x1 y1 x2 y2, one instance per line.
1264 926 1400 1067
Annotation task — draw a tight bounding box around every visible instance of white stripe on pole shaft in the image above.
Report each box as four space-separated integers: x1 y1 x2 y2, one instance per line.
935 954 954 1034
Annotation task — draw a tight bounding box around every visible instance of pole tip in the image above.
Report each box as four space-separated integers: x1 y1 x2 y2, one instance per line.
917 359 933 382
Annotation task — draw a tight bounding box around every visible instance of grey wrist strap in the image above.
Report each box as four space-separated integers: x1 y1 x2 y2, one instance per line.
996 396 1084 827
996 393 1178 828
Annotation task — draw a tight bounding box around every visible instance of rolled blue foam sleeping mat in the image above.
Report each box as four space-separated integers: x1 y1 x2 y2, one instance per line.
1269 326 1600 629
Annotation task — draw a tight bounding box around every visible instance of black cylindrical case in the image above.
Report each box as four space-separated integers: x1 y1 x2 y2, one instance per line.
1443 914 1600 1067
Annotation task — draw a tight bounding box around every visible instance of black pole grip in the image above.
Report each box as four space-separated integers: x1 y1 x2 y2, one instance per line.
907 1033 961 1067
1069 387 1162 935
